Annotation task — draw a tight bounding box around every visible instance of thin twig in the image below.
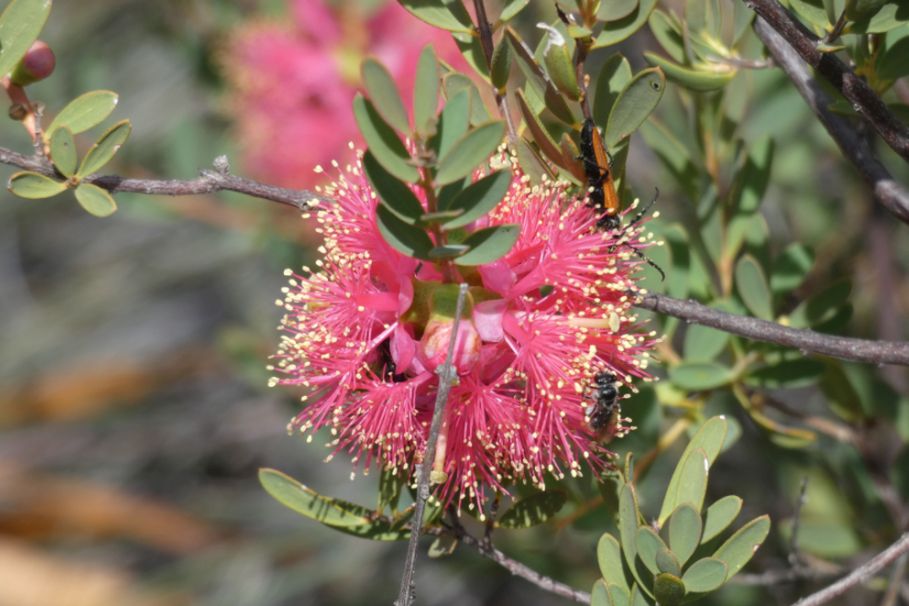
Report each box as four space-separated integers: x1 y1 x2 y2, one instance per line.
395 283 468 606
789 477 809 566
881 553 907 606
744 0 909 163
734 563 841 586
636 292 909 366
0 148 328 210
432 525 591 604
792 533 909 606
748 17 909 223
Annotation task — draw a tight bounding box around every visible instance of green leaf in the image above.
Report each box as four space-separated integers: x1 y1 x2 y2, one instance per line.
362 151 424 223
789 280 851 328
361 58 409 134
353 94 418 183
668 362 735 390
0 0 52 81
788 0 830 33
376 204 434 259
74 182 118 217
497 490 567 528
735 254 773 320
593 53 633 128
636 526 665 575
649 9 685 63
668 504 702 565
8 170 66 198
77 119 131 177
597 533 630 592
712 515 771 580
682 324 729 362
454 223 519 266
454 32 489 78
591 580 613 606
259 468 373 526
442 170 511 229
398 0 473 32
675 450 709 515
701 496 742 543
597 0 639 21
490 38 512 91
542 36 580 101
48 126 77 177
629 583 650 606
435 88 470 159
681 558 727 593
619 484 651 598
607 584 631 606
499 0 529 22
653 572 686 606
413 46 439 139
604 67 665 149
436 121 505 185
46 90 118 138
643 52 735 92
377 468 405 513
852 3 909 33
655 548 681 576
658 417 728 525
594 0 658 47
746 358 825 389
734 137 774 214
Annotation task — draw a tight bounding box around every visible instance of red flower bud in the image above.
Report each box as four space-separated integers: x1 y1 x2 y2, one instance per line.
10 41 56 86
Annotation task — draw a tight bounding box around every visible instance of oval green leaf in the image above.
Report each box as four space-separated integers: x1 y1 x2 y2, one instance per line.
668 362 735 391
597 0 639 21
8 170 66 198
655 547 681 576
701 495 742 543
590 580 612 606
681 557 728 593
653 572 686 606
593 53 632 127
435 88 470 159
353 94 418 183
376 204 434 259
499 0 530 22
712 515 771 579
675 450 709 515
362 150 424 223
604 67 665 148
490 38 512 91
643 52 734 92
77 119 131 177
259 468 373 527
442 169 511 229
619 483 652 598
682 323 729 362
413 46 439 139
453 223 519 266
649 9 685 63
658 417 728 524
0 0 52 81
597 533 630 592
435 121 505 185
668 503 702 565
594 0 657 47
542 38 580 101
49 126 77 177
398 0 473 32
770 243 814 296
362 58 409 134
497 490 567 528
636 526 664 575
735 254 773 320
516 89 568 169
73 182 117 217
46 90 118 138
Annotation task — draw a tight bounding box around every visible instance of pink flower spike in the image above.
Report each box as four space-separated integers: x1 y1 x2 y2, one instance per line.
271 151 658 510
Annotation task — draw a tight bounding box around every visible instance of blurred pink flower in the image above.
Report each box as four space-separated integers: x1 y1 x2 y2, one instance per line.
223 1 465 188
270 153 658 514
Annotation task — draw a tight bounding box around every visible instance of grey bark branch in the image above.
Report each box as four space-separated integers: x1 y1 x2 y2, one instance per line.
747 12 909 223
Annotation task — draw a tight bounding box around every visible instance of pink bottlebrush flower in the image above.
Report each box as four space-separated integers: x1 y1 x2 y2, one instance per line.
222 1 465 188
270 153 659 514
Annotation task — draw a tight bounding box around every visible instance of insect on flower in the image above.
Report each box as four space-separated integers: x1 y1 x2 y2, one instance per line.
587 371 622 442
579 118 665 281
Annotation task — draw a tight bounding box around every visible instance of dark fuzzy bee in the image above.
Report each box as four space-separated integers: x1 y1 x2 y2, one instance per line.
378 339 407 383
587 371 621 441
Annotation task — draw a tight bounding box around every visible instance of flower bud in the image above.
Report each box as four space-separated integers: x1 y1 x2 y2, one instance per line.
11 41 56 86
419 318 481 374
